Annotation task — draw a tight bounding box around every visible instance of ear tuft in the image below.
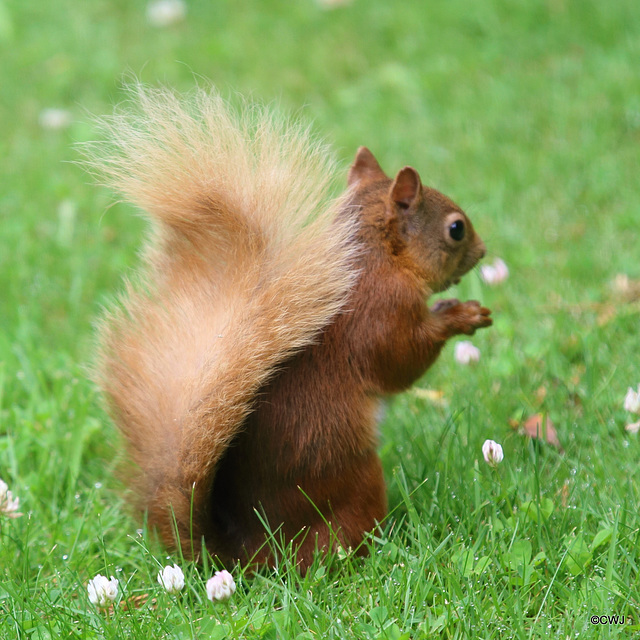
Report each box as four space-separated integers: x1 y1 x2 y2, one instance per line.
348 147 387 185
390 167 422 209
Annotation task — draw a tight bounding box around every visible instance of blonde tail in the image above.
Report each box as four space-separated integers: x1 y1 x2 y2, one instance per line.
84 85 359 555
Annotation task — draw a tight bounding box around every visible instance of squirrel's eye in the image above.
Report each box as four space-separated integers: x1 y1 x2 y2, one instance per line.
449 220 465 242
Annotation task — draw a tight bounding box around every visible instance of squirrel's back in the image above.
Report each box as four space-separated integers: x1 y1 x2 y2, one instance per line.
86 86 359 552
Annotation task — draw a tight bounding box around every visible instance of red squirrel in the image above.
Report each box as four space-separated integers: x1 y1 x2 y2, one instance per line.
89 86 492 572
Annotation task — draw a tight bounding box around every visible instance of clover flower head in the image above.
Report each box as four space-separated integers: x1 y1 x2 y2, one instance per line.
624 385 640 414
206 570 236 603
146 0 186 27
480 258 509 285
87 574 119 609
625 421 640 434
482 439 504 467
39 108 72 130
0 479 22 518
157 564 185 594
454 341 481 365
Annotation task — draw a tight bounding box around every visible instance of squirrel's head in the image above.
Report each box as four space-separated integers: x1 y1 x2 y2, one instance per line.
348 147 486 293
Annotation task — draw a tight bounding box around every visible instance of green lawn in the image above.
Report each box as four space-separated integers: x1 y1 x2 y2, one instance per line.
1 0 639 637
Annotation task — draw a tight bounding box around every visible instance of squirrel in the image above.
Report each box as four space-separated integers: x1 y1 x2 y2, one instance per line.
88 86 492 572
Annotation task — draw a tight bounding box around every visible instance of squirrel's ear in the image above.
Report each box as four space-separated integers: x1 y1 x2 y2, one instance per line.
390 167 422 210
348 147 387 185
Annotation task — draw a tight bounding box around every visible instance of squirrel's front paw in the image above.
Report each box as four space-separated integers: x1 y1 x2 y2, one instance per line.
441 300 492 336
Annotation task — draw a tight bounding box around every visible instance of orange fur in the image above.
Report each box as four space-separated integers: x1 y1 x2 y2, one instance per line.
87 88 492 571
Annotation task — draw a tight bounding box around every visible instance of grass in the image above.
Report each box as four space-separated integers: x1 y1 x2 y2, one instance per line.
1 0 639 637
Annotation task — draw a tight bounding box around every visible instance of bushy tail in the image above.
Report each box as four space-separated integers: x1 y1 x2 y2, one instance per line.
84 85 358 556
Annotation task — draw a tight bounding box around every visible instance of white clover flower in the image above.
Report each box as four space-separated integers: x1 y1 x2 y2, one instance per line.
0 479 22 518
454 340 481 365
624 385 640 414
146 0 186 27
482 439 504 467
157 564 185 594
206 570 236 603
87 574 119 608
480 257 509 285
625 421 640 434
38 108 73 131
